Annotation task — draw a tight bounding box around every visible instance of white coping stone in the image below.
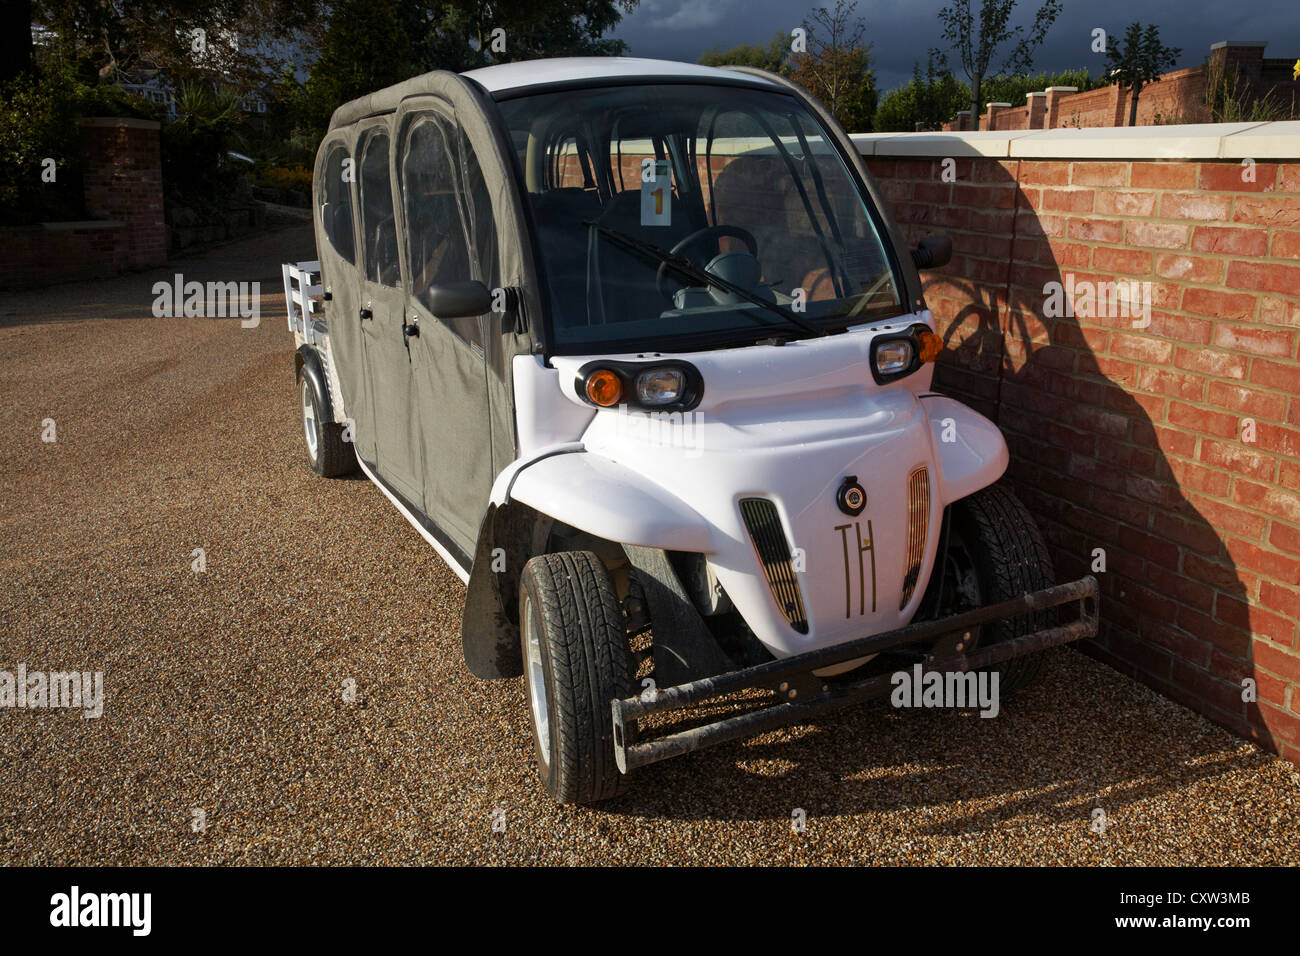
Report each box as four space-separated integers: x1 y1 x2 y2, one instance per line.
1219 121 1300 159
850 122 1300 159
851 130 1036 157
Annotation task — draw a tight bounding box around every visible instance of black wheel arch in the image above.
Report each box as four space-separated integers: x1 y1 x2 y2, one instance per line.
295 345 335 423
461 500 555 679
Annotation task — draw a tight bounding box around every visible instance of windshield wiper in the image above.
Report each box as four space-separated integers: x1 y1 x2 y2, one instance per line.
583 221 825 338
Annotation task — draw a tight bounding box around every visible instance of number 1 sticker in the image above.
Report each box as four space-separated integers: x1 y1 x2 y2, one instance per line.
640 159 671 227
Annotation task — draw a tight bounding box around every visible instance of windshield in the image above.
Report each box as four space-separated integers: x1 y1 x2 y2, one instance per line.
495 83 905 353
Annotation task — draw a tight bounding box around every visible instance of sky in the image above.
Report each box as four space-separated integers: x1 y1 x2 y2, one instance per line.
611 0 1300 95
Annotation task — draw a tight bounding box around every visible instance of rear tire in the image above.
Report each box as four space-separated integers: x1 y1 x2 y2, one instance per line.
519 551 636 804
297 370 356 478
949 482 1056 693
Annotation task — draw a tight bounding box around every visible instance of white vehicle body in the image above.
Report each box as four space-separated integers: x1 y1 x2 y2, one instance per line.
502 326 1007 661
286 57 1098 799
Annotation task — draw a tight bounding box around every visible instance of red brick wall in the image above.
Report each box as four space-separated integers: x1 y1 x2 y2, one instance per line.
865 154 1300 764
0 118 166 289
0 222 129 288
78 118 166 268
1046 69 1210 127
989 104 1030 131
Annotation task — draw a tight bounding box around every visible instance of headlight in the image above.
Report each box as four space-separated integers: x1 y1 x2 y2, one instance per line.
874 339 914 375
575 360 703 411
636 367 685 405
584 368 623 406
869 324 942 385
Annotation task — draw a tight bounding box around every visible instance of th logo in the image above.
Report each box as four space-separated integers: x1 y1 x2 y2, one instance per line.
834 520 877 617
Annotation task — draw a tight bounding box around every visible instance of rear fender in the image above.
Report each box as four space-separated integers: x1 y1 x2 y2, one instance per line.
295 345 335 423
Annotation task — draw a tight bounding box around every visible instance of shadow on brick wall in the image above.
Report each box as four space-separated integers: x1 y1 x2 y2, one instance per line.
914 164 1270 755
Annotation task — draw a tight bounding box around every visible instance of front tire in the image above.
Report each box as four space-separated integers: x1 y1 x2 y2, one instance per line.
519 551 635 804
949 482 1056 692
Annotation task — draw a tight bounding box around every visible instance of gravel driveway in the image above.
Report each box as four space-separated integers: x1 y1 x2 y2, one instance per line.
1 225 1297 865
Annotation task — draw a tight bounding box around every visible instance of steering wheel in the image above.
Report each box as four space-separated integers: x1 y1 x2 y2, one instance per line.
655 224 759 300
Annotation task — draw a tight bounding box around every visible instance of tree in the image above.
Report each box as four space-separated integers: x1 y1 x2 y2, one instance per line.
698 32 790 73
294 0 637 133
300 0 410 132
402 0 636 75
934 0 1062 130
981 67 1098 106
787 0 877 132
32 0 321 93
874 55 969 131
1104 22 1180 126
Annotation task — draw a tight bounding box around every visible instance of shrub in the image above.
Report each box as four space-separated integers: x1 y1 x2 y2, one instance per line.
0 71 82 224
256 165 312 193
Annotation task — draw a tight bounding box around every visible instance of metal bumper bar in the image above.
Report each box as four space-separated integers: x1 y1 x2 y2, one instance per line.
611 574 1099 773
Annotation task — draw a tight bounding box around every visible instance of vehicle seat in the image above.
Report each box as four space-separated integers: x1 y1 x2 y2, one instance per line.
529 188 603 327
594 188 700 323
369 214 400 286
712 155 821 294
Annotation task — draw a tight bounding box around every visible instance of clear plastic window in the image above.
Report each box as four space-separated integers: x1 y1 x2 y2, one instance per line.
319 144 355 265
359 133 399 287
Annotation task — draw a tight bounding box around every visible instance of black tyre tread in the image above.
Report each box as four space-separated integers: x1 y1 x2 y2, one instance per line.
298 371 356 478
316 420 356 478
953 482 1055 692
523 551 635 804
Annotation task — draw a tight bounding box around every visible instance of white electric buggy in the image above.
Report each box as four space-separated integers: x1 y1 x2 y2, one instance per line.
283 57 1098 804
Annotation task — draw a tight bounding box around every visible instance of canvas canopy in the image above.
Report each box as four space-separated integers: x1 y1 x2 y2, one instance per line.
314 69 538 564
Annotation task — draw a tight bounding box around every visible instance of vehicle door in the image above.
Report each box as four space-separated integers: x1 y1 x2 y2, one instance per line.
313 139 375 463
394 104 495 564
355 119 423 504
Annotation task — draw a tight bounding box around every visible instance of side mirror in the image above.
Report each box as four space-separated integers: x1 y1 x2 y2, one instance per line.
426 280 492 318
911 234 952 270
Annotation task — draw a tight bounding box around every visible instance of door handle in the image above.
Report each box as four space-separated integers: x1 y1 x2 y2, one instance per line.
359 307 373 320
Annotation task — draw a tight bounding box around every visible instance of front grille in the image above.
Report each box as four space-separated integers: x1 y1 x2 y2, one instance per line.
739 498 808 634
900 467 931 609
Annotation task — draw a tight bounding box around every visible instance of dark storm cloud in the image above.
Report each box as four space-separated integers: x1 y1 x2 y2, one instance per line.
614 0 1300 95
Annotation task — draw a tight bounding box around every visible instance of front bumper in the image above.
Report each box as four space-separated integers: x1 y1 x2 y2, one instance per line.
611 574 1099 773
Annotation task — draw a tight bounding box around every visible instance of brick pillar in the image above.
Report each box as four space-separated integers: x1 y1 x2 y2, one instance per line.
78 117 166 268
985 102 1011 130
1210 40 1267 88
1044 86 1079 128
1026 91 1047 129
955 110 972 131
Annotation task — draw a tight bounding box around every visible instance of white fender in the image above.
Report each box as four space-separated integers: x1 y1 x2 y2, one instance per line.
502 451 714 553
921 394 1009 505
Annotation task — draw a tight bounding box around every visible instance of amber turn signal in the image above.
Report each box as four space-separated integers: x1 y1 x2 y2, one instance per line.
585 368 623 406
916 328 944 363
